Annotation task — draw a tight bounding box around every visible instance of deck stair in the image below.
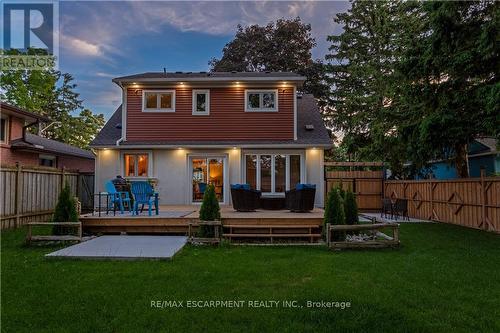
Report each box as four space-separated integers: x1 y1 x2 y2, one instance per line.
223 224 322 243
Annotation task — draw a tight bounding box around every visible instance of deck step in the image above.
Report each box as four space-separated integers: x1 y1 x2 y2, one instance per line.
223 224 320 228
223 233 322 238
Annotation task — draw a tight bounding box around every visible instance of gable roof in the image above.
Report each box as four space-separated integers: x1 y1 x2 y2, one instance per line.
90 94 331 148
113 71 305 84
0 102 51 123
11 133 95 159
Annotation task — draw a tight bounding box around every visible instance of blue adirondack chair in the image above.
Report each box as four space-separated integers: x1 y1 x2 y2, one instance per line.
105 181 131 214
130 181 159 216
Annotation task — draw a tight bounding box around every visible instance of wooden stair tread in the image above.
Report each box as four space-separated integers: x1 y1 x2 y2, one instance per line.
223 233 322 238
223 225 320 228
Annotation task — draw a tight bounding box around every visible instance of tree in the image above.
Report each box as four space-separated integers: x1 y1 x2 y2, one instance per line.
396 1 499 177
198 184 221 237
210 18 330 106
52 182 78 234
326 1 499 178
0 49 105 149
325 0 414 173
323 189 345 240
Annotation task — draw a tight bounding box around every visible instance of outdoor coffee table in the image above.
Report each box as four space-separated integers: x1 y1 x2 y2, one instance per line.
260 196 286 210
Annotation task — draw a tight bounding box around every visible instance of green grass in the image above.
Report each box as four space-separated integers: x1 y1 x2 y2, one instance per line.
1 224 499 333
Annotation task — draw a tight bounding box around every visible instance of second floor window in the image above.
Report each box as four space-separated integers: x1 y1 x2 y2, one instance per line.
192 90 210 115
245 90 278 112
0 117 7 143
143 90 175 112
124 153 149 177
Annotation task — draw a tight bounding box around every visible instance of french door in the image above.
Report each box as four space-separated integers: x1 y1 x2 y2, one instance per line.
190 156 226 203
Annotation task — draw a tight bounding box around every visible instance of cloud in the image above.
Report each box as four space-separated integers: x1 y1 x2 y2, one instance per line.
60 1 349 59
62 36 101 56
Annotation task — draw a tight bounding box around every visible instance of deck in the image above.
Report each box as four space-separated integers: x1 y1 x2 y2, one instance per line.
80 205 324 237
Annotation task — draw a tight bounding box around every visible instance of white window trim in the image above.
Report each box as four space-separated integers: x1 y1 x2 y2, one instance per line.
121 151 153 178
0 116 9 143
244 153 303 195
192 89 210 115
244 89 278 112
142 90 176 112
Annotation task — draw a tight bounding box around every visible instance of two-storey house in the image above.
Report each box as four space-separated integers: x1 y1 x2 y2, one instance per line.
1 102 95 172
90 72 331 206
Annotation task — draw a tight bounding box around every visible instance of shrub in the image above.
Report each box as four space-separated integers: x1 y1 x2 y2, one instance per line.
198 184 221 237
344 189 359 225
52 182 78 235
323 189 346 241
337 181 346 199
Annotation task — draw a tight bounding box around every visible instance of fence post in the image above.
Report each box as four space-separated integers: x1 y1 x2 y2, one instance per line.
480 167 486 230
60 167 66 190
14 163 22 228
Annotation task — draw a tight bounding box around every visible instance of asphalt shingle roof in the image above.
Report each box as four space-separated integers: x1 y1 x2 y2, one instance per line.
90 94 331 147
12 133 95 159
113 71 304 82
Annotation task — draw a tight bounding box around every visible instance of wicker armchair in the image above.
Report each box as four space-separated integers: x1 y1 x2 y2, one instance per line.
285 184 316 212
230 184 261 212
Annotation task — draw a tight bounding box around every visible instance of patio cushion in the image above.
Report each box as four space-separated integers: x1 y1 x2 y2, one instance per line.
230 184 251 190
296 183 316 190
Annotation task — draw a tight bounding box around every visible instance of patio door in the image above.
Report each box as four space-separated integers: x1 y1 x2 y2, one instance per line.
190 156 226 203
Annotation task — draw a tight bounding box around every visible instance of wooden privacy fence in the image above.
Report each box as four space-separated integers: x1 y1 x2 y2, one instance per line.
325 162 384 211
0 165 94 229
385 171 499 233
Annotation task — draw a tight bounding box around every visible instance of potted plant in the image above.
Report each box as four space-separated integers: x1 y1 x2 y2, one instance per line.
194 184 221 244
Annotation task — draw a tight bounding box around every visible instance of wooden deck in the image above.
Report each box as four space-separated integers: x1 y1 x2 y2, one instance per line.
80 205 324 237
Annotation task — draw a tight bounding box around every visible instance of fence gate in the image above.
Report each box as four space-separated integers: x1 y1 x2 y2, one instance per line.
77 172 94 213
324 162 384 212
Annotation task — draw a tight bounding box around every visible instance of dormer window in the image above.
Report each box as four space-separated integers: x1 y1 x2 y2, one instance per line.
142 90 175 112
192 90 210 115
245 90 278 112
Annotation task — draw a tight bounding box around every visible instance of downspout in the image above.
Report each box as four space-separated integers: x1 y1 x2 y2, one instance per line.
116 80 126 146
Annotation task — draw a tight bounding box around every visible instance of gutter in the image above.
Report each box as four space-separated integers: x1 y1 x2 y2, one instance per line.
91 143 333 150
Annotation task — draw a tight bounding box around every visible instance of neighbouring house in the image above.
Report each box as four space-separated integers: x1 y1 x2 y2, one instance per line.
90 71 332 206
421 138 499 179
0 102 95 172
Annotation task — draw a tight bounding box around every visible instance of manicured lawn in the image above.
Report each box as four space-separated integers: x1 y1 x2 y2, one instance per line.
1 223 499 332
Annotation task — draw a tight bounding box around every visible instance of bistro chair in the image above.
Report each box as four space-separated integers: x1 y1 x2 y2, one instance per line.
381 198 393 219
393 198 409 221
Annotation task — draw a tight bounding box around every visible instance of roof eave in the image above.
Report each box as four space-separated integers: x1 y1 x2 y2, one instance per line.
90 143 332 149
112 76 306 85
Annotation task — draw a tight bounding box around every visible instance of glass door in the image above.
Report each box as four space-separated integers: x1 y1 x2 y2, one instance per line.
191 157 225 202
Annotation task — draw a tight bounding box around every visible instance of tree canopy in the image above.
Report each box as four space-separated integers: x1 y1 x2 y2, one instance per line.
210 17 329 106
326 0 499 178
1 49 105 149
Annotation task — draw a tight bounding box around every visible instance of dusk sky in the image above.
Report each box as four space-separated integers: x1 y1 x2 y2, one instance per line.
59 1 350 119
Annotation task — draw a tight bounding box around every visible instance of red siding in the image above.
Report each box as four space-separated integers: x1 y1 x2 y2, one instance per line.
125 87 294 141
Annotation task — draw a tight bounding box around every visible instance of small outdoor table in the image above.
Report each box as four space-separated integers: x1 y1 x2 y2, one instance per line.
260 196 286 210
